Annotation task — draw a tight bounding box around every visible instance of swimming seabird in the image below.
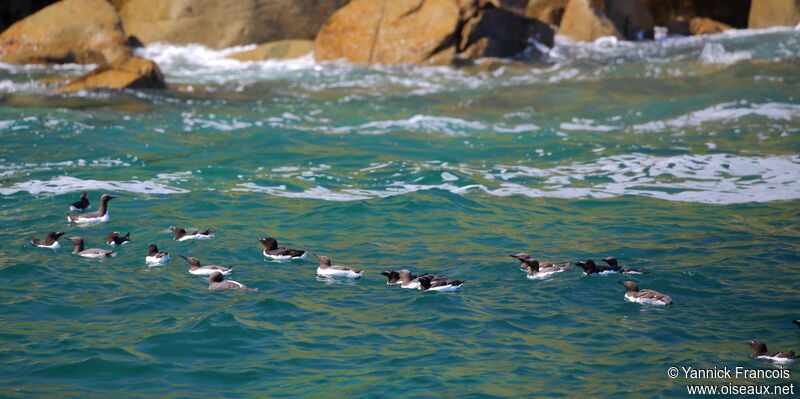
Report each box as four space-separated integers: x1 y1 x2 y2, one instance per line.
793 320 800 328
69 191 91 211
313 253 363 279
259 237 307 260
67 194 115 224
745 340 798 364
68 236 116 258
577 259 647 275
509 253 562 272
170 226 216 241
397 269 450 289
180 255 232 275
524 258 570 279
381 270 401 285
30 231 65 249
417 276 464 291
618 281 672 305
145 244 170 265
208 271 258 292
107 231 131 246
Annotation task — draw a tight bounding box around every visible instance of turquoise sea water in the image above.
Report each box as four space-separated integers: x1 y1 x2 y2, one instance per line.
1 28 799 397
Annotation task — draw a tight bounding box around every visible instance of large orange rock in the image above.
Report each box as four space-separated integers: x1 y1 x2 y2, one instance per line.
0 0 130 65
58 55 166 93
314 0 462 65
748 0 800 29
558 0 621 41
117 0 347 50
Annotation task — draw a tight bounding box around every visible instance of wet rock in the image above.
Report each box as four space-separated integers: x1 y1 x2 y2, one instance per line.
0 0 130 65
689 16 732 35
604 0 655 40
117 0 347 50
748 0 800 29
314 0 462 65
460 7 554 59
558 0 621 41
58 55 166 93
315 0 554 65
228 40 314 62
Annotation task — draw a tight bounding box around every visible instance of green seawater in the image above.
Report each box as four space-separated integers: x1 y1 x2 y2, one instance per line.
1 29 799 398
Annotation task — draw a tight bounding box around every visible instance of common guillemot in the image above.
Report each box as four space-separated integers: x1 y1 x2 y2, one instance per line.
577 259 648 275
208 271 258 292
618 281 672 305
259 237 307 260
30 231 65 249
516 256 570 280
69 191 91 211
107 231 131 246
179 255 232 275
509 253 562 272
313 253 363 279
68 236 117 258
67 194 115 224
145 244 170 265
745 340 798 364
793 320 800 328
381 270 402 285
601 257 648 274
417 276 464 291
170 226 216 241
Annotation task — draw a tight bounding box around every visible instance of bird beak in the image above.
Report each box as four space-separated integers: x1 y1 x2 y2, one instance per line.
311 253 319 259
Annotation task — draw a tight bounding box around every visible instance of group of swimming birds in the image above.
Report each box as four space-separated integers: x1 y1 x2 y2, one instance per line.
29 192 799 364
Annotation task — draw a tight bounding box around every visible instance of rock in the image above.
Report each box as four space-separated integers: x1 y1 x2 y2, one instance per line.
749 0 800 29
117 0 348 50
689 16 732 35
58 55 166 93
314 0 462 65
0 0 130 65
667 19 690 36
0 0 59 33
558 0 621 41
460 8 554 59
643 0 750 29
525 0 569 26
604 0 655 40
228 40 313 62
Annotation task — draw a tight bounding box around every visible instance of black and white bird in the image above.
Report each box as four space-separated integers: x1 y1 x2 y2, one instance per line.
69 191 91 211
170 226 216 241
107 231 131 246
68 236 116 258
30 231 65 249
208 271 258 292
145 244 170 265
618 281 672 306
746 340 798 364
67 194 115 224
179 255 232 276
259 237 307 260
313 253 363 279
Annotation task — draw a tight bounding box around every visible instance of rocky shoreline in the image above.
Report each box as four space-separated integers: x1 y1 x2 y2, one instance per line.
0 0 797 93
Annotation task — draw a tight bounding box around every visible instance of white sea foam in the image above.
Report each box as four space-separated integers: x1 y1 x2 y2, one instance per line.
698 43 751 64
0 175 187 196
233 154 800 205
634 102 800 132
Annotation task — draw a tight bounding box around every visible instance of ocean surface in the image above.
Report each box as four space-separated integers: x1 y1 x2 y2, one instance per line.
1 27 799 398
